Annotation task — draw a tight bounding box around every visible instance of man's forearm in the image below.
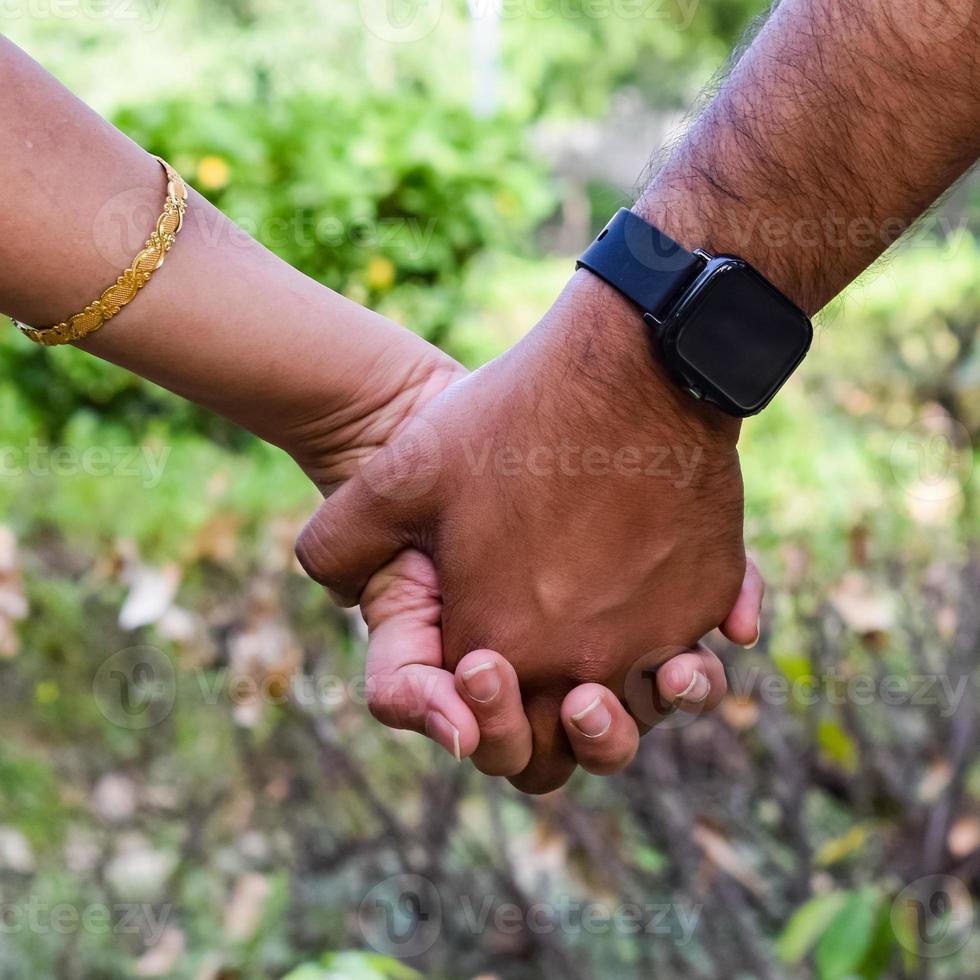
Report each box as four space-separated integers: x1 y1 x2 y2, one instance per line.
0 36 451 475
635 0 980 315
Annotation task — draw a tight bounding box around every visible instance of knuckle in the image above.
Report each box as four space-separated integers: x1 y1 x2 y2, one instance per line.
367 668 430 729
365 676 406 729
365 687 396 727
473 755 527 779
580 752 630 776
294 516 334 586
475 712 526 744
508 769 570 795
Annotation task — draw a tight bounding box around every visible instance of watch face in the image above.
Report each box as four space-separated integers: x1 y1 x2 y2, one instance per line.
665 259 812 416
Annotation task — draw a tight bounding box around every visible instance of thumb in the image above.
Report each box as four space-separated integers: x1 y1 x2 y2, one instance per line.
295 428 441 605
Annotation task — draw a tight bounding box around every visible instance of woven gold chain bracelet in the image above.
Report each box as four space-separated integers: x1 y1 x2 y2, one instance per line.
13 156 188 347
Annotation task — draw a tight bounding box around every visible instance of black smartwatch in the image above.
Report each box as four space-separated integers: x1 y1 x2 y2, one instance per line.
576 208 812 417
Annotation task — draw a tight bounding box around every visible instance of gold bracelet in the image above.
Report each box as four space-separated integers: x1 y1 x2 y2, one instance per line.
13 156 188 347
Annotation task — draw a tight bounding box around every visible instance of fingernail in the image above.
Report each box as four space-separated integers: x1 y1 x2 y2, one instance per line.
461 661 501 703
676 670 710 704
425 711 461 762
570 696 612 738
746 617 761 649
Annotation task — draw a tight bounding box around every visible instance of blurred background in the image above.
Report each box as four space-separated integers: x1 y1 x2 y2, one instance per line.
0 1 978 977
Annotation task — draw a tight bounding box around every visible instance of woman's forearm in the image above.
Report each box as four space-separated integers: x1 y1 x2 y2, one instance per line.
0 36 453 477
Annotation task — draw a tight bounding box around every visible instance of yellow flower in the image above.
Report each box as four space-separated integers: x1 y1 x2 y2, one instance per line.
365 256 396 292
197 155 231 191
35 680 59 705
495 189 518 216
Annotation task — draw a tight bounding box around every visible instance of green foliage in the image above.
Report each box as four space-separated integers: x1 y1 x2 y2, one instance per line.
779 887 906 980
777 890 849 964
284 951 423 980
1 2 978 978
114 88 553 346
815 887 883 980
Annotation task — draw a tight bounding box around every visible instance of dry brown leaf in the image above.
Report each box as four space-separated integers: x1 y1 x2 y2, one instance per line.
692 822 767 898
134 926 185 977
0 525 27 657
190 511 241 565
91 772 138 823
721 694 759 730
261 515 307 575
119 562 181 631
948 815 980 858
918 759 952 803
0 826 35 874
228 616 303 727
829 571 895 635
223 873 271 942
905 482 963 525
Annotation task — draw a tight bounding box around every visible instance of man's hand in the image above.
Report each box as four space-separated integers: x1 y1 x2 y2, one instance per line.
296 270 751 792
296 0 980 793
283 317 760 786
357 548 763 778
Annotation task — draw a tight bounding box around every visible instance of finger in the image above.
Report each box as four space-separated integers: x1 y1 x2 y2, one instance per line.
507 690 578 795
295 477 407 606
360 550 478 762
653 644 728 716
720 554 765 647
295 427 441 605
561 684 640 776
454 650 533 777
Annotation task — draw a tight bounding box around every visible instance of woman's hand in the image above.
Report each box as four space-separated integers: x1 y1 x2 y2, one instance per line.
357 548 764 778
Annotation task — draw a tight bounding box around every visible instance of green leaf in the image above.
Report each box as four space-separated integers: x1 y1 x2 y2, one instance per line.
300 951 424 980
777 891 849 964
855 903 899 980
816 887 881 980
818 719 859 773
814 823 873 867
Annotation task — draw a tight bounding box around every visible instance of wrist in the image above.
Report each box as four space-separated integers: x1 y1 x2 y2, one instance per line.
287 341 466 495
547 269 742 453
633 156 830 318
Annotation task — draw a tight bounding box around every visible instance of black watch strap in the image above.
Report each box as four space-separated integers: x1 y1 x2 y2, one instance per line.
576 208 705 321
